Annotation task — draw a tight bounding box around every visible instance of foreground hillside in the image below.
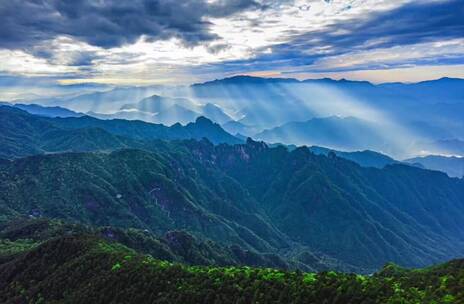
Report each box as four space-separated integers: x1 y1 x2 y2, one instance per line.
0 234 462 304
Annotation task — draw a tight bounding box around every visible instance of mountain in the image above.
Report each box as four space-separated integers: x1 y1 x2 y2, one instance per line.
120 94 195 113
120 95 233 125
0 233 463 303
0 105 149 159
270 144 398 169
69 114 243 145
405 155 464 178
421 139 464 156
191 76 464 155
302 77 375 88
379 77 464 104
0 102 82 118
87 109 157 122
0 148 306 266
154 104 200 125
191 76 318 128
222 120 258 137
54 108 239 148
42 86 160 113
255 116 389 154
192 75 300 87
193 75 462 105
0 218 292 269
308 146 397 168
201 103 233 124
0 106 241 159
1 133 464 271
182 117 241 145
12 103 83 118
192 75 374 88
20 76 464 157
192 139 464 269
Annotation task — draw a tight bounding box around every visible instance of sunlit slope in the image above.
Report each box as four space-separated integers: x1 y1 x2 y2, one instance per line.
0 234 463 304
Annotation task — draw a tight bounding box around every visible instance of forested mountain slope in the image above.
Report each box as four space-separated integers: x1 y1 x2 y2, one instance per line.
1 136 464 271
0 106 240 159
0 148 288 254
0 218 296 270
184 139 464 268
0 234 462 304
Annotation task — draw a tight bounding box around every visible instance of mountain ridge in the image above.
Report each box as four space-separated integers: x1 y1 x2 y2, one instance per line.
0 105 241 159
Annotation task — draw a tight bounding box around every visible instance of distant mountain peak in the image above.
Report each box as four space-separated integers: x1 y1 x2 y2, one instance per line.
194 116 214 125
246 137 268 150
192 75 299 86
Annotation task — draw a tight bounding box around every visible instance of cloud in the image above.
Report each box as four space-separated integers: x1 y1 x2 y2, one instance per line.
306 0 463 52
0 0 462 84
239 0 464 71
0 0 266 51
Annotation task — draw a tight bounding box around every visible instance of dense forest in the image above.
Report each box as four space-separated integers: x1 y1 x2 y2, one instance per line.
2 0 463 301
0 229 462 304
1 106 464 302
1 106 464 273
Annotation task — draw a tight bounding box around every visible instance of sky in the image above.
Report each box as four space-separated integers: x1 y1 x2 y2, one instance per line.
0 0 463 86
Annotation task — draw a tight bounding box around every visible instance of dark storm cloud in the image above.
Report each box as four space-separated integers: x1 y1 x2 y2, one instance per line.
0 0 264 50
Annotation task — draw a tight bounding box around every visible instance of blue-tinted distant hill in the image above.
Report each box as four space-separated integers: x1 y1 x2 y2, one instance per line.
191 75 464 155
192 75 300 87
255 116 389 153
118 95 233 125
405 155 464 178
14 75 464 157
192 75 464 104
12 103 83 118
379 77 464 104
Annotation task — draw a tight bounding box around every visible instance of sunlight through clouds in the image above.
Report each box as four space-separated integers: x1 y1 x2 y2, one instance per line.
3 0 458 84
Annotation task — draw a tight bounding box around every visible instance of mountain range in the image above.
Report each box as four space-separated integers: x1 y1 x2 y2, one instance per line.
255 116 385 152
1 106 464 273
1 94 464 302
191 76 464 157
15 76 464 160
405 155 464 178
114 95 233 125
0 105 241 159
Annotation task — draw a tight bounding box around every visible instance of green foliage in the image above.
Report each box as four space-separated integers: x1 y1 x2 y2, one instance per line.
2 105 464 273
0 105 240 160
303 273 317 284
111 262 122 271
0 239 37 256
0 217 295 272
0 236 463 304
